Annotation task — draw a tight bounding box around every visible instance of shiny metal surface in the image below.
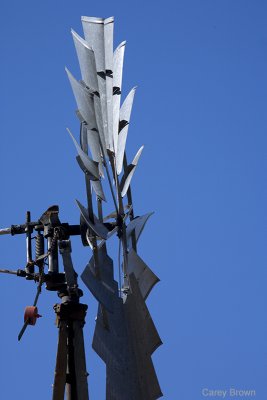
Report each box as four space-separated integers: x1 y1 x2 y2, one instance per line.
66 68 97 130
68 129 99 180
113 41 126 155
121 146 144 197
76 200 109 239
116 87 137 175
71 29 98 92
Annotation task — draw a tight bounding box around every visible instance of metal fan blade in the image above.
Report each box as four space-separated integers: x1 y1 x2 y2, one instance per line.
93 94 108 156
81 249 117 313
82 17 114 152
113 41 126 155
104 20 114 158
80 122 103 174
65 68 97 130
81 16 114 72
76 200 109 239
127 274 162 355
92 273 162 399
126 212 154 245
71 29 99 92
103 204 131 221
127 249 159 300
120 145 144 197
120 87 137 125
116 87 137 175
92 180 106 202
68 128 100 180
124 274 163 398
92 299 131 396
84 125 104 176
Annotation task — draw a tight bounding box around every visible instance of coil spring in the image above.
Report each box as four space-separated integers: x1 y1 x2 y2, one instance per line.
48 229 59 254
35 233 45 260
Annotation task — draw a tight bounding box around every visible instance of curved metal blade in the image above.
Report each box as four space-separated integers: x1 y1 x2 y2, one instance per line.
76 200 109 239
68 128 100 180
82 17 114 152
82 17 111 72
65 68 97 129
116 87 137 175
93 94 108 156
82 124 104 176
71 29 98 92
92 273 162 399
113 41 126 155
92 180 106 202
120 146 144 197
126 212 154 245
127 249 159 300
81 248 117 313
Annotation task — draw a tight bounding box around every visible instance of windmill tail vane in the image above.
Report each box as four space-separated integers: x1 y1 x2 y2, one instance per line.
0 15 162 400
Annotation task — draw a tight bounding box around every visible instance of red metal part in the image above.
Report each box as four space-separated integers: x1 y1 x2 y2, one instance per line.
24 306 42 326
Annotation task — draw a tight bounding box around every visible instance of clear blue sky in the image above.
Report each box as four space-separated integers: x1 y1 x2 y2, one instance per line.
0 1 267 399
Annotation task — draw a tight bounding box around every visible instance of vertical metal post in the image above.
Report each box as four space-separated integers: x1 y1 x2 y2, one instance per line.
48 234 59 273
25 211 34 277
65 322 77 400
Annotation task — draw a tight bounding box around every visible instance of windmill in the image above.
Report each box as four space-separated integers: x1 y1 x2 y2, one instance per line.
0 15 162 400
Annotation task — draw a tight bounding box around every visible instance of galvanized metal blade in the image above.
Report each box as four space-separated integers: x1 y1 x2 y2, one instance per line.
91 180 106 202
126 212 154 245
65 68 97 130
85 125 104 176
104 20 114 159
92 299 134 399
113 41 126 155
93 94 108 156
68 128 100 180
116 87 137 175
76 200 109 239
81 17 111 72
92 273 162 399
127 248 159 300
82 16 114 152
120 145 144 197
71 29 99 92
124 273 163 399
81 248 117 313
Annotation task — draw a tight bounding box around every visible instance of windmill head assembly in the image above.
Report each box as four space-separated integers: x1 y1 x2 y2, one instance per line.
0 15 162 400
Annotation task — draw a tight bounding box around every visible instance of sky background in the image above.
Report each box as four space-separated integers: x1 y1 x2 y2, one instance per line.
0 0 267 399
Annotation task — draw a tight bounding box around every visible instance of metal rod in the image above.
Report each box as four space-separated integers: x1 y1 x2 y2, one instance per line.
18 319 29 341
0 269 19 275
98 139 119 216
111 154 124 216
25 211 34 276
85 175 94 223
97 198 103 222
0 228 11 235
123 154 137 251
0 223 80 237
48 235 59 274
